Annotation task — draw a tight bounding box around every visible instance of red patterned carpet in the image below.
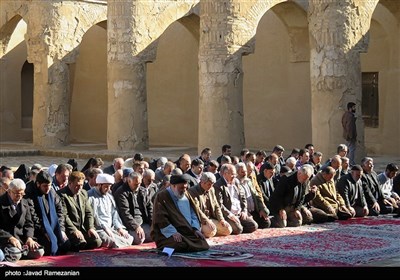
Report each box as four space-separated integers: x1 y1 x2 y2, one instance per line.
10 215 400 267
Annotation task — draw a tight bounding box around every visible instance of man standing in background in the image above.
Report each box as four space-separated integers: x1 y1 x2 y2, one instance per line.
342 102 357 165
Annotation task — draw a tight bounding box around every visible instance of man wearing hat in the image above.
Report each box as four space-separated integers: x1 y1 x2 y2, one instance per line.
88 174 133 248
151 174 209 252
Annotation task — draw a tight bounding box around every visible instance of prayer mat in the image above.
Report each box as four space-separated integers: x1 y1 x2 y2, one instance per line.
208 215 400 266
11 215 400 267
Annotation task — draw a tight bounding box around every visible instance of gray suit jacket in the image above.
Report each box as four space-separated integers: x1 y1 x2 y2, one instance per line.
214 177 247 219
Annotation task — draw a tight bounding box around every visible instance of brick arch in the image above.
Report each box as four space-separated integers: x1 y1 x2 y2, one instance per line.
371 2 399 47
229 0 308 56
178 13 200 41
131 1 200 55
148 0 199 38
48 2 107 63
0 14 24 57
76 3 107 35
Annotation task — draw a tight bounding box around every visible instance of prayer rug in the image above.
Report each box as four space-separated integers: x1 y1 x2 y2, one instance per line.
209 215 400 266
10 215 400 267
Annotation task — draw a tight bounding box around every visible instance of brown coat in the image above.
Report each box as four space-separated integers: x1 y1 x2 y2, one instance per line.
342 111 357 141
150 188 209 252
188 184 224 223
310 172 346 212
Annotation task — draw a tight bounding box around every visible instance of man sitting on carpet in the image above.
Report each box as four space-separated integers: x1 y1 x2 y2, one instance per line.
309 166 352 222
214 164 258 234
114 172 152 245
58 171 102 251
88 174 134 248
0 179 44 261
269 164 316 228
25 171 70 255
188 172 232 238
337 165 369 217
151 174 209 252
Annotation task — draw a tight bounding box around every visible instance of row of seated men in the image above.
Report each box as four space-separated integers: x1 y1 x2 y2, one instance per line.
0 148 399 259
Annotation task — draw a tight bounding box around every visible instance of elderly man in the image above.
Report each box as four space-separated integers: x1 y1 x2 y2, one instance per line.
236 163 271 229
310 166 352 222
0 179 44 261
269 164 317 228
214 164 258 234
151 174 209 252
361 157 393 216
176 154 192 173
321 155 342 183
188 172 232 238
57 171 101 251
88 174 133 248
114 172 152 245
103 157 124 175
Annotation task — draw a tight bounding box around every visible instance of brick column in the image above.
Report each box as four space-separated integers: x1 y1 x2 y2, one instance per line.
26 5 72 147
107 0 152 151
308 0 376 161
198 0 245 155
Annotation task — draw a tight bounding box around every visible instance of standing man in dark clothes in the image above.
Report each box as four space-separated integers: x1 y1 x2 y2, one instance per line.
342 102 357 165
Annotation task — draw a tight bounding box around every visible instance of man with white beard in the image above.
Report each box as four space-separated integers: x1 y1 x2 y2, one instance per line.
151 174 209 252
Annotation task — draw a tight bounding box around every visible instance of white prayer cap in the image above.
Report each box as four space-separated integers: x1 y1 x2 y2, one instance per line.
96 173 115 185
47 164 58 177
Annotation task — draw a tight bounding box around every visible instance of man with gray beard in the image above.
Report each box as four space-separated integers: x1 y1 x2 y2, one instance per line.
151 174 209 252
